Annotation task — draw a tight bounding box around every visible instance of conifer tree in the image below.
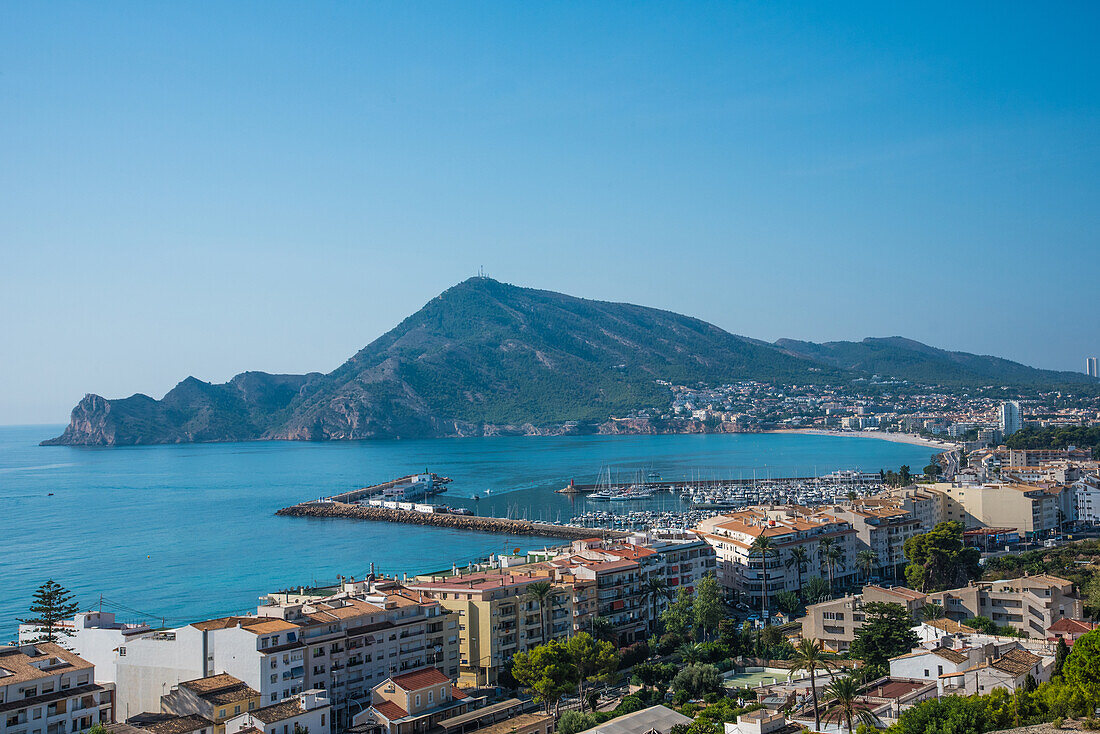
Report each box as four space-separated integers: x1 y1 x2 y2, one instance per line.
19 580 79 643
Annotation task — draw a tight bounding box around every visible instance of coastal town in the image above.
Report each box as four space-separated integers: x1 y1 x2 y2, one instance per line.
10 419 1100 734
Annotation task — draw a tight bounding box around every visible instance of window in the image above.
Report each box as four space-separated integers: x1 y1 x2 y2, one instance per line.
320 715 325 727
415 695 421 707
271 694 277 703
427 691 433 704
219 710 226 719
234 706 241 715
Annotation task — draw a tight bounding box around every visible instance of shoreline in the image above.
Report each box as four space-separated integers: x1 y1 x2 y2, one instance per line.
763 428 956 452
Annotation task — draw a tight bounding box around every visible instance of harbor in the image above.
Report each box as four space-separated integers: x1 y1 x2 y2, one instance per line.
279 467 896 537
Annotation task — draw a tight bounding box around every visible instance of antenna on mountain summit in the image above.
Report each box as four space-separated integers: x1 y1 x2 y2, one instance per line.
477 266 487 279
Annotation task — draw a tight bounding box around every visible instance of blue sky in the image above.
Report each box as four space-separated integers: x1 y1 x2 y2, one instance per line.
2 2 1098 424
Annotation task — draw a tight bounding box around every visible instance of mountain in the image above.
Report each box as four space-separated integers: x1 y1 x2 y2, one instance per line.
44 279 1095 446
773 336 1095 390
45 278 841 445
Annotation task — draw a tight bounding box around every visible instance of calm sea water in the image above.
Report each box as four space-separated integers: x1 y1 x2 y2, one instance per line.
0 425 932 640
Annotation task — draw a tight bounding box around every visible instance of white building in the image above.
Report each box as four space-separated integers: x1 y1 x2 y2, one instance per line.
999 401 1022 437
1074 475 1100 525
0 643 113 734
19 612 152 685
224 690 330 734
114 617 303 721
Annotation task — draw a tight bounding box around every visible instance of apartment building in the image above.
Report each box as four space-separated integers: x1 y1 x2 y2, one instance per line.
695 507 857 609
404 572 569 687
1074 475 1100 525
925 575 1084 639
114 579 457 732
18 612 152 686
254 582 460 731
827 505 922 579
546 556 645 643
1007 448 1092 468
0 643 113 734
868 488 940 533
927 482 1072 538
799 585 927 652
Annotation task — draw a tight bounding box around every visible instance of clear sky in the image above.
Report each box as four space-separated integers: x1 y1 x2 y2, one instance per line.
2 2 1098 425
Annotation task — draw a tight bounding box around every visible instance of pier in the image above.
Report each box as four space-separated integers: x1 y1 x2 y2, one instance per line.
325 472 450 503
276 501 627 540
558 475 819 493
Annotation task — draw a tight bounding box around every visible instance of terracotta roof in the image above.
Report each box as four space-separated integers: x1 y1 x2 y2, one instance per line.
1048 618 1097 634
128 714 214 734
390 667 451 691
0 643 93 686
923 618 978 635
190 617 298 634
372 701 408 721
250 698 313 724
930 647 969 665
178 674 258 705
991 648 1042 677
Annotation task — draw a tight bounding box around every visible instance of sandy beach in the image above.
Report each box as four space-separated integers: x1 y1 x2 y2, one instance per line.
764 428 956 452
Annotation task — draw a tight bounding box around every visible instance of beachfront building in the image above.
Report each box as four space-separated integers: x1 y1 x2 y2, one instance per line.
403 572 574 687
114 579 458 732
253 581 460 731
799 585 928 652
17 612 152 686
924 575 1084 639
114 617 300 722
695 507 857 610
0 643 113 734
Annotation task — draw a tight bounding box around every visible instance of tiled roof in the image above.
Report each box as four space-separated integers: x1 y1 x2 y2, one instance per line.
372 701 408 721
190 617 298 634
250 699 311 724
0 643 93 686
930 647 968 665
991 648 1042 677
128 714 214 734
390 667 451 691
1048 618 1097 634
922 618 978 634
178 674 258 705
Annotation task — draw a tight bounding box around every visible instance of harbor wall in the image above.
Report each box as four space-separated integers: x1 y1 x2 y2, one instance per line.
276 501 627 540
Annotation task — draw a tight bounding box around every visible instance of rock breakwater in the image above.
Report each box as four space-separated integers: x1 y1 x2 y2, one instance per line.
276 501 626 540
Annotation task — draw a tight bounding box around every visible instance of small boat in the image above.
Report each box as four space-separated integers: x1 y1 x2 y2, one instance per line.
471 494 481 501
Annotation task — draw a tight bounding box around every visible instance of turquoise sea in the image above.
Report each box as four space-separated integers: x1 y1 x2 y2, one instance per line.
0 425 933 640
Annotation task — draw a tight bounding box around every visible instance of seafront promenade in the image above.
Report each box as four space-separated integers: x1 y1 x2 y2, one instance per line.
276 500 628 540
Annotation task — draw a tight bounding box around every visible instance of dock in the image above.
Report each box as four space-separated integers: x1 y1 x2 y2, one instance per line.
558 476 820 493
276 501 627 540
325 472 450 504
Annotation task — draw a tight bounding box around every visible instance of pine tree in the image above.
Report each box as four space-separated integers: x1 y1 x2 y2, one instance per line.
19 580 79 643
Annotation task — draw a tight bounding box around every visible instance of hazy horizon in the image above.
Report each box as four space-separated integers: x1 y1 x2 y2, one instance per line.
3 3 1099 424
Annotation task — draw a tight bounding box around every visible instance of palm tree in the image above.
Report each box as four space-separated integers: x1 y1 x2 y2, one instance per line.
855 550 878 583
678 641 704 664
818 538 843 597
790 638 837 733
526 580 555 643
750 535 778 623
823 675 880 734
785 545 810 595
642 576 672 632
588 615 617 646
918 603 945 621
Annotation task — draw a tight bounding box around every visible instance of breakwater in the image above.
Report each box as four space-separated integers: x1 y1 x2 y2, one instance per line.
276 501 628 540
